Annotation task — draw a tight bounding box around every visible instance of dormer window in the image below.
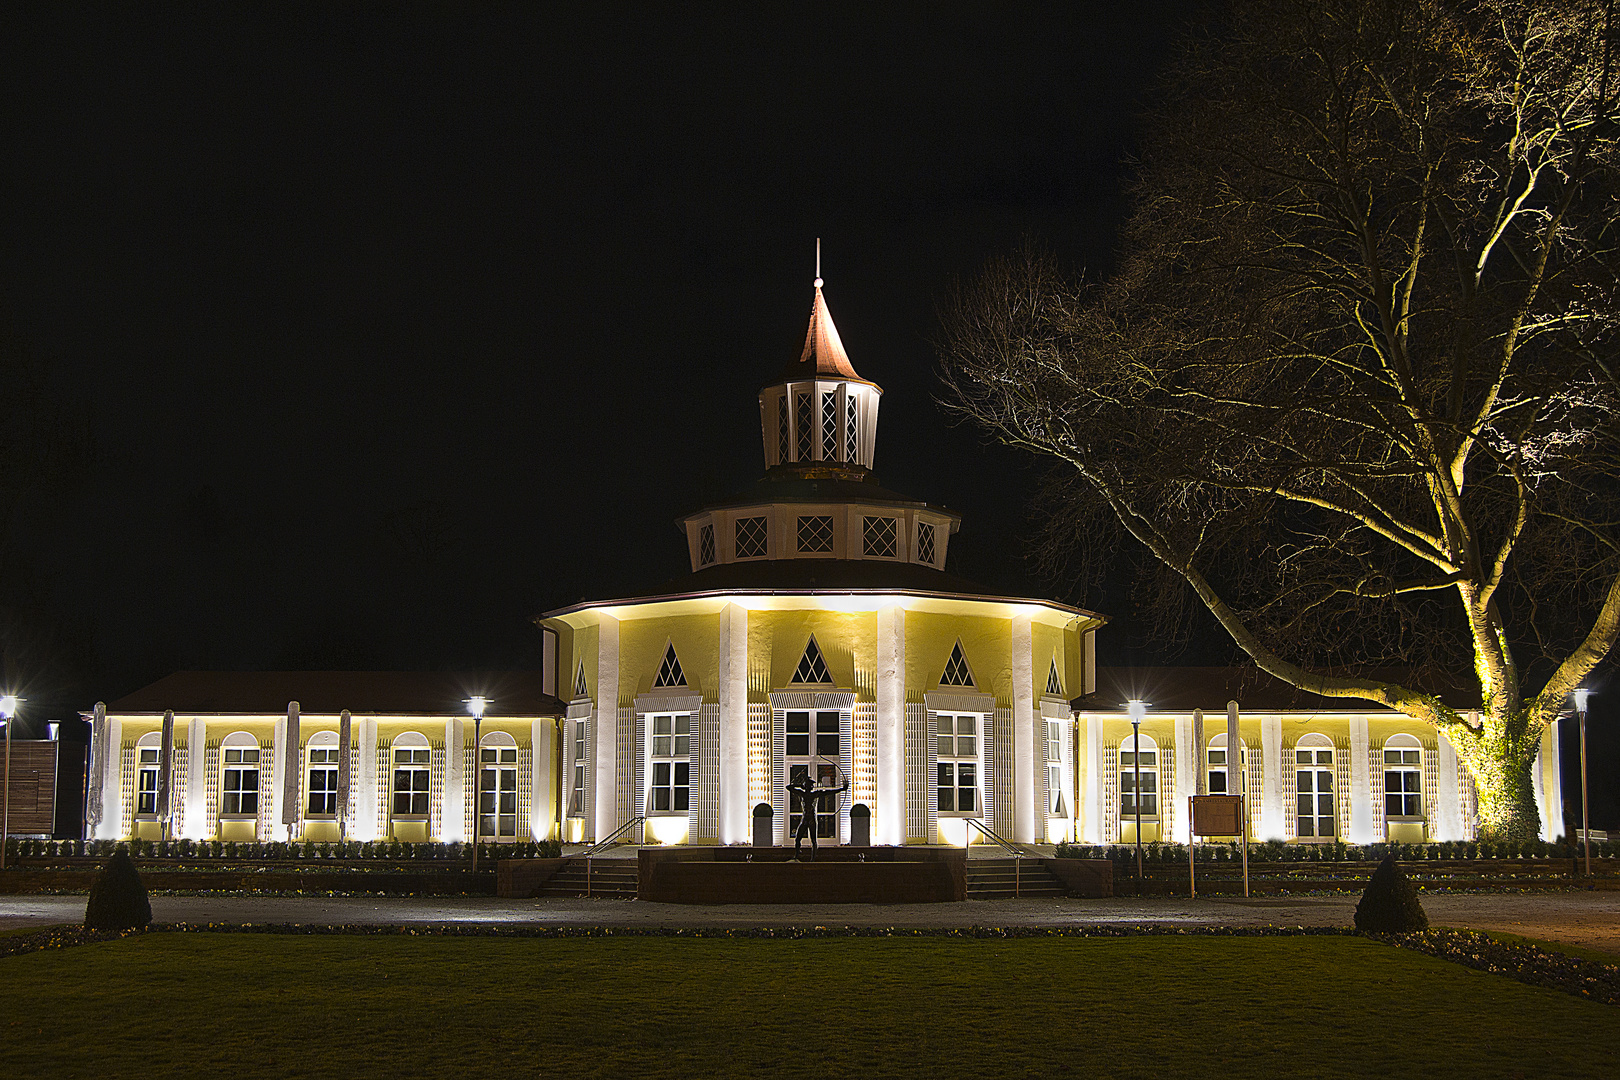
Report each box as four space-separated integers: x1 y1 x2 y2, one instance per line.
698 523 715 567
736 516 768 559
918 522 937 566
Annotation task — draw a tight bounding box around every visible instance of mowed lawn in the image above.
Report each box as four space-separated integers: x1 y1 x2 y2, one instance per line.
2 933 1616 1079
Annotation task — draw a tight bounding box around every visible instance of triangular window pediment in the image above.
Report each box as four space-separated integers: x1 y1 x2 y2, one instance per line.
1046 659 1063 697
653 642 687 689
940 641 975 687
573 661 588 700
792 636 833 684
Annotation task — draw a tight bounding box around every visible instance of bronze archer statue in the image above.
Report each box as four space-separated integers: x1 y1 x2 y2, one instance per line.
786 767 848 861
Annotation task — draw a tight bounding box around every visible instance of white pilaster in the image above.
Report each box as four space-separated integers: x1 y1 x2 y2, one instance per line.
1082 714 1102 843
96 713 123 841
355 716 378 840
594 614 621 842
1541 719 1562 842
1260 714 1284 840
1011 615 1037 843
185 716 207 839
1435 730 1463 841
1174 715 1195 842
1192 709 1206 796
270 714 288 841
875 603 906 846
718 602 749 844
531 717 557 841
443 717 466 842
1349 716 1374 843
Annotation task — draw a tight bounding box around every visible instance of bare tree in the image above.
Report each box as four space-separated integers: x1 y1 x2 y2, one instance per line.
938 0 1620 840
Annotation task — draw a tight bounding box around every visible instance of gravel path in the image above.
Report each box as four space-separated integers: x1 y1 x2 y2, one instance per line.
5 891 1617 956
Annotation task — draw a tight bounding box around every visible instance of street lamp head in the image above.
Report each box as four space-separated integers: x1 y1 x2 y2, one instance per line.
466 695 489 720
0 695 18 719
1573 688 1591 713
1125 699 1149 723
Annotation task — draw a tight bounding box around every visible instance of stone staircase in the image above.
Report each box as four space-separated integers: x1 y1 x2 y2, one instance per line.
533 857 640 899
965 857 1067 899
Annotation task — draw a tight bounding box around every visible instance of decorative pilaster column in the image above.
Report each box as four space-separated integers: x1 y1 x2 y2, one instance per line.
1011 615 1037 844
443 717 465 842
1349 716 1374 843
185 716 207 839
355 717 378 841
875 603 906 846
593 613 620 842
1174 715 1195 842
1082 713 1103 844
1435 731 1462 841
531 717 557 841
718 602 749 844
1261 714 1284 840
270 713 287 841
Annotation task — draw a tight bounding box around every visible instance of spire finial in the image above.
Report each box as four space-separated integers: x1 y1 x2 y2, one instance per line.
814 237 822 289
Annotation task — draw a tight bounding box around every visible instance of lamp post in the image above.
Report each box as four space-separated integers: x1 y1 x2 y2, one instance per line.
467 696 488 873
1 696 19 871
1126 699 1148 889
1574 688 1591 878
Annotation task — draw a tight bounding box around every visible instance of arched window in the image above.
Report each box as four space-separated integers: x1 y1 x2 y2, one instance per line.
306 731 340 818
1121 732 1159 823
391 732 431 818
478 731 519 840
1295 734 1335 839
135 732 162 816
220 732 260 818
1383 733 1423 820
1207 732 1247 795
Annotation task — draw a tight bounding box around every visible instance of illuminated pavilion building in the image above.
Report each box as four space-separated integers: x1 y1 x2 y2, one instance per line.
81 273 1565 849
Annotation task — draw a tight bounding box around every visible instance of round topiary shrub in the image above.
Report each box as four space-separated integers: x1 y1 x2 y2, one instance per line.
84 846 153 932
1354 853 1428 933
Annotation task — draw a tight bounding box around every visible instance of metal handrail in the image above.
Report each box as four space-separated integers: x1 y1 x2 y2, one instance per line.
579 816 644 858
963 817 1038 857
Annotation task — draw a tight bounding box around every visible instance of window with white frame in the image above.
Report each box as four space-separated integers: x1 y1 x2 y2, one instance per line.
777 396 790 464
1120 734 1158 819
648 713 691 814
1045 719 1064 814
917 521 937 566
698 523 715 567
845 396 858 462
479 734 518 839
861 516 897 558
786 710 841 840
570 720 587 816
1295 737 1335 838
1207 735 1247 795
736 515 768 559
796 391 813 460
1384 735 1423 819
136 738 160 815
306 734 340 817
821 391 837 459
935 714 979 814
221 735 260 817
392 735 431 817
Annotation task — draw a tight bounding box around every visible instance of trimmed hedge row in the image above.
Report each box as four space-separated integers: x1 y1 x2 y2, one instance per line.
1055 838 1617 863
4 837 562 862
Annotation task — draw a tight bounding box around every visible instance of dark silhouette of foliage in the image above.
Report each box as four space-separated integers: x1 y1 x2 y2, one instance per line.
83 846 152 932
1354 854 1430 933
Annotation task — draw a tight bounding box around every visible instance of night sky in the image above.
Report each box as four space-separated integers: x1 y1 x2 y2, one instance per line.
0 2 1612 829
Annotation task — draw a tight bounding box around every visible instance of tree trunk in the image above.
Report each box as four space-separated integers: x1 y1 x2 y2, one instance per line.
1456 727 1543 842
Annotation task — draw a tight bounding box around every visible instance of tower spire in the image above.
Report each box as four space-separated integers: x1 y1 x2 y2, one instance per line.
815 237 822 289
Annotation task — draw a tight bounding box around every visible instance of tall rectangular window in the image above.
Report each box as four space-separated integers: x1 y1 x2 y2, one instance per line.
778 396 790 463
845 396 858 462
821 391 837 459
917 522 937 566
648 713 692 814
392 748 430 816
222 748 260 816
1045 720 1064 814
698 523 715 566
570 721 587 816
479 746 519 838
796 392 813 460
1384 748 1422 817
936 714 978 813
137 748 160 815
1120 748 1158 817
306 746 340 816
1296 747 1335 837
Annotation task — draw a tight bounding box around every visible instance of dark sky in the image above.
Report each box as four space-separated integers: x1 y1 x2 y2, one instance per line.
0 2 1214 718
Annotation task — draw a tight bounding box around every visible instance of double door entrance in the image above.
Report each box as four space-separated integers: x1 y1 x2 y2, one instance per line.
786 709 841 845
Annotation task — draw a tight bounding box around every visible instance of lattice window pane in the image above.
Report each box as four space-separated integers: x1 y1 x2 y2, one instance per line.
797 515 834 553
736 516 768 559
698 523 715 566
793 637 832 684
845 396 858 462
822 392 837 460
917 522 936 565
940 642 973 687
777 396 789 464
862 516 897 557
1046 660 1063 696
796 393 813 460
573 662 588 699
